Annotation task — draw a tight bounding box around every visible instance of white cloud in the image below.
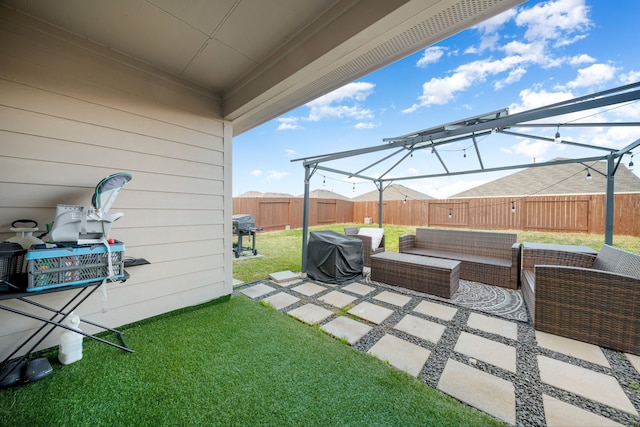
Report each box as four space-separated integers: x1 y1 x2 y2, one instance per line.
495 67 527 90
500 138 552 159
265 170 289 181
307 82 374 108
251 170 262 177
404 56 527 111
515 0 592 45
508 87 574 113
565 63 618 88
471 8 517 53
417 46 446 67
306 82 375 122
475 8 517 34
620 70 640 85
568 54 596 65
277 82 375 129
277 117 302 131
284 149 296 157
354 122 378 129
405 0 594 114
308 105 373 122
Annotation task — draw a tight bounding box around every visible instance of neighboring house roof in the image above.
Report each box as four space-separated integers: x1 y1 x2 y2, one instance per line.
237 191 296 198
452 158 640 198
352 184 434 201
303 189 351 200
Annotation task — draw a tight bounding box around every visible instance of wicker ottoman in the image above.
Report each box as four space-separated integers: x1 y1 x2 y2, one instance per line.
370 252 460 299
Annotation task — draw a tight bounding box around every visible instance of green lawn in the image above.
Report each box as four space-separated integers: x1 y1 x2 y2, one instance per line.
0 297 505 426
234 223 640 283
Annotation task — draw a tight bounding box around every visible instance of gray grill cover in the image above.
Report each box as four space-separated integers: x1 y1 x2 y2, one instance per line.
306 230 363 284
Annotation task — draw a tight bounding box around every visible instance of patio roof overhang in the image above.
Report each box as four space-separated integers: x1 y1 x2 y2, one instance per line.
292 83 640 272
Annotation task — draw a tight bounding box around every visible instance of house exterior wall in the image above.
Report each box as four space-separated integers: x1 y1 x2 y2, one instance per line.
0 8 232 357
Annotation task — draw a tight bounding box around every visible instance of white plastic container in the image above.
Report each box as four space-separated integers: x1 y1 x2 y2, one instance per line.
6 219 44 251
58 313 83 365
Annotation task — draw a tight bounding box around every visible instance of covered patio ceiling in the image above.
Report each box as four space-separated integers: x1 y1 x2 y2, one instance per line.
293 83 640 271
1 0 525 135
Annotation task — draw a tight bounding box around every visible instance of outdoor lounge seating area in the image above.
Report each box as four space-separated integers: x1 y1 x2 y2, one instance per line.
522 243 640 355
399 228 521 289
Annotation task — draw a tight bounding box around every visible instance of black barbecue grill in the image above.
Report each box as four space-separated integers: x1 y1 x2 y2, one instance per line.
232 214 262 258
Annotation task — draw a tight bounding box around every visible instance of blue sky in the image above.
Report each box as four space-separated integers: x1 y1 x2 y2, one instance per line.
233 0 640 199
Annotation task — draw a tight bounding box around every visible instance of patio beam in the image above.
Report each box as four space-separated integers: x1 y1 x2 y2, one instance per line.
378 155 610 182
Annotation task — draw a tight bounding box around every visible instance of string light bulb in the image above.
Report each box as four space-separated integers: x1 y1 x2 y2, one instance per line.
448 208 452 219
403 195 407 204
629 154 634 169
554 125 561 144
511 201 516 214
463 149 467 158
586 168 592 180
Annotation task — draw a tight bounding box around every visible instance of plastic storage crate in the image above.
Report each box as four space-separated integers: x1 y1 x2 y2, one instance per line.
0 242 27 283
26 242 125 292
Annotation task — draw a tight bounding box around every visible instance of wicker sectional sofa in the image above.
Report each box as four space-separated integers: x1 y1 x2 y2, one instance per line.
522 244 640 355
399 228 521 289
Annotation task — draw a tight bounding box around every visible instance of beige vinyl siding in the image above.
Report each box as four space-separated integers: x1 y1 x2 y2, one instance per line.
0 7 232 357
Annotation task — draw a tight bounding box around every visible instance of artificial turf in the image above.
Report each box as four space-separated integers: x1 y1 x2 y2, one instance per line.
0 296 505 426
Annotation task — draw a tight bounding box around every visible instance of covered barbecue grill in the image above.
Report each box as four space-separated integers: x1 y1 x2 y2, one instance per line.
232 214 262 258
306 230 363 284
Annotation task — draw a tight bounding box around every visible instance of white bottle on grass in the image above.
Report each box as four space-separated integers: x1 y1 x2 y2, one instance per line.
59 313 83 365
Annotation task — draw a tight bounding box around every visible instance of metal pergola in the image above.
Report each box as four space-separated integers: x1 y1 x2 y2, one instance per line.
292 83 640 272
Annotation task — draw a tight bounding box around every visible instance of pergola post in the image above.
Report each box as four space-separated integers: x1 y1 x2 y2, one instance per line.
301 164 314 273
604 154 615 246
377 180 383 228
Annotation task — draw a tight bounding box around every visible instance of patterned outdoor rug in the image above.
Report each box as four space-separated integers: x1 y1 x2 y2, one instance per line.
439 280 527 322
367 276 528 322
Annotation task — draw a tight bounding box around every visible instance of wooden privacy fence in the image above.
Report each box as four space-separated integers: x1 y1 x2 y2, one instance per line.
233 197 353 232
233 193 640 237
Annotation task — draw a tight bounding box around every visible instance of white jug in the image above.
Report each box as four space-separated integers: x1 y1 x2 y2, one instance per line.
59 313 83 365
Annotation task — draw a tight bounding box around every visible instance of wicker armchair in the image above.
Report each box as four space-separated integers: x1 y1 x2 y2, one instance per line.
344 227 385 267
525 244 640 355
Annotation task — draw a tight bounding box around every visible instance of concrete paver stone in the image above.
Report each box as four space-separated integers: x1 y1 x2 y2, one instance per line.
341 282 375 296
240 283 275 299
262 292 300 310
269 270 299 283
538 355 638 416
291 282 326 297
438 359 516 425
318 291 357 308
367 334 430 378
321 316 372 345
412 300 457 321
287 304 333 325
270 278 302 288
535 331 610 367
394 314 446 344
454 332 516 373
347 301 394 324
543 394 623 427
373 290 412 307
467 312 518 340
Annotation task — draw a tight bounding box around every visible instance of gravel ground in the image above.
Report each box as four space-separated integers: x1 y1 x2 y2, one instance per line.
234 276 640 427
